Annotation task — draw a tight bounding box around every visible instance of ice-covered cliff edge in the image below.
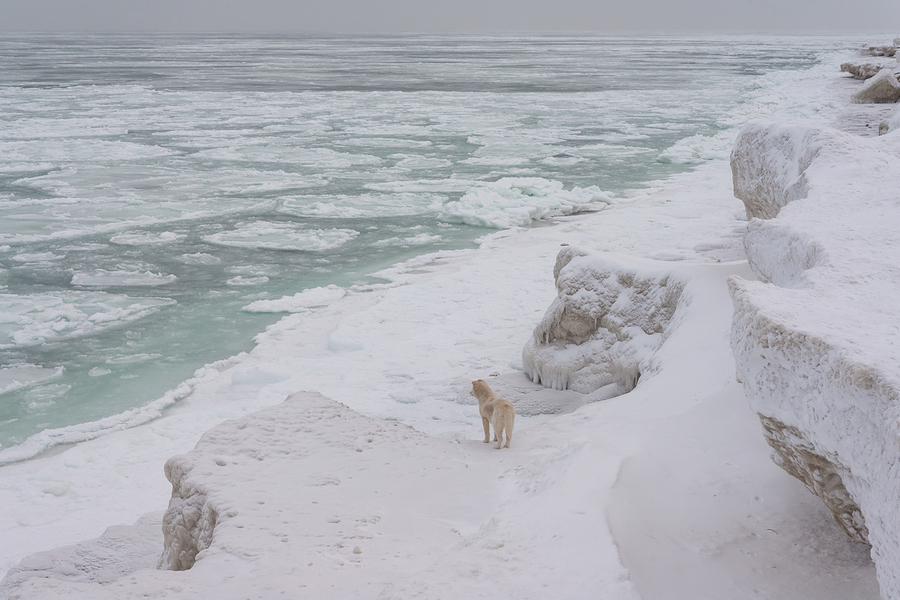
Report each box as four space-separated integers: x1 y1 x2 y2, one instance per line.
729 121 900 598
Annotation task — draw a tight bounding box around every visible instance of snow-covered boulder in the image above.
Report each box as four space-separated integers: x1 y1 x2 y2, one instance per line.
522 246 686 399
729 121 900 599
859 44 897 57
851 68 900 104
841 59 897 80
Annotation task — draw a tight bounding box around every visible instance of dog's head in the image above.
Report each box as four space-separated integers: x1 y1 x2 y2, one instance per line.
471 379 491 399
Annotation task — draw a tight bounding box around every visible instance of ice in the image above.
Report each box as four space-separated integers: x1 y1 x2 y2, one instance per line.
0 33 885 600
656 131 736 164
225 276 269 286
242 284 347 313
277 193 446 218
0 292 175 349
729 120 900 597
439 178 614 228
109 232 185 246
0 365 64 397
176 253 221 265
523 247 687 396
372 233 442 247
201 222 359 251
71 270 177 287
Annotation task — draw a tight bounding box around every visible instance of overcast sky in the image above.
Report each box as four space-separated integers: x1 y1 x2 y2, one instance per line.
2 0 899 33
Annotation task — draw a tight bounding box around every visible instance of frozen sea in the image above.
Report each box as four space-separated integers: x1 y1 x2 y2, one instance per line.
0 33 865 463
0 32 892 593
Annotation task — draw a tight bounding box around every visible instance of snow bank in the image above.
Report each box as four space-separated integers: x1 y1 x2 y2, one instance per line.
729 120 900 598
523 246 686 398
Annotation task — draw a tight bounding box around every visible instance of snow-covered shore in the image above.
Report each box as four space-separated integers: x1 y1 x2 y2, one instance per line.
0 155 881 599
2 42 898 599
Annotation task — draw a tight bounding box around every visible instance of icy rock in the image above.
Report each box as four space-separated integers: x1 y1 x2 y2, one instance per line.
729 120 900 599
851 69 900 104
859 44 897 57
522 246 686 396
841 59 897 80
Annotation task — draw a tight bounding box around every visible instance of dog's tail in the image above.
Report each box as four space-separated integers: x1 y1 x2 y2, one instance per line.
496 404 515 449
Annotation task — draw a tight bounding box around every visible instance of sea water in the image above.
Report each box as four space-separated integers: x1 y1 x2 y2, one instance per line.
0 33 862 462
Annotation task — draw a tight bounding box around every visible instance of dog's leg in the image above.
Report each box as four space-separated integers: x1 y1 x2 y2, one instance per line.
494 419 503 449
482 417 491 443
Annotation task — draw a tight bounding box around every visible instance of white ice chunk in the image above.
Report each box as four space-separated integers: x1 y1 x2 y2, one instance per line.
439 178 613 228
202 222 359 251
71 270 177 287
241 285 346 313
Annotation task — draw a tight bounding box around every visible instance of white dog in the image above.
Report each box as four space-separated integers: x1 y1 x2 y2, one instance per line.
471 379 515 449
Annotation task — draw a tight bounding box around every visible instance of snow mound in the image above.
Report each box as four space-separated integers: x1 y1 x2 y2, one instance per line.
729 120 900 599
438 178 613 228
522 246 687 398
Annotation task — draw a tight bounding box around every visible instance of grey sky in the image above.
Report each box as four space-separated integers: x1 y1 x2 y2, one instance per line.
1 0 898 33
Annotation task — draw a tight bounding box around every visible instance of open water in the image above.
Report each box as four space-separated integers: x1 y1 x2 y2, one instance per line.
0 33 861 462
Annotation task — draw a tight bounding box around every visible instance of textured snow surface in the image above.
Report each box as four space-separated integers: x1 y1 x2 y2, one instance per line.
729 121 900 598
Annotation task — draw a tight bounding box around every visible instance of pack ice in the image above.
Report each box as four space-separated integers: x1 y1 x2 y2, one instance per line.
729 121 900 598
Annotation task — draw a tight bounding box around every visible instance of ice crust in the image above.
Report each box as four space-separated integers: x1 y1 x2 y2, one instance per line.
522 247 686 397
729 120 900 598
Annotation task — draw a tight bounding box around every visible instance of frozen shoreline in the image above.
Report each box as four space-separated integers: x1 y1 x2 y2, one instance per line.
1 40 896 598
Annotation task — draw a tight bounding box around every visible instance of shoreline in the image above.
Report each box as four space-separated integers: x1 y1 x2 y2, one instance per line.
1 37 893 597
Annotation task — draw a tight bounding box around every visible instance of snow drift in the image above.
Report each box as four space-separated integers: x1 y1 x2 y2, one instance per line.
522 246 687 399
728 120 900 599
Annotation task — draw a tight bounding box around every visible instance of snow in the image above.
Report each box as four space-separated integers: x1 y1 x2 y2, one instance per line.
0 47 892 600
729 120 900 598
885 105 900 133
0 147 882 598
523 248 686 396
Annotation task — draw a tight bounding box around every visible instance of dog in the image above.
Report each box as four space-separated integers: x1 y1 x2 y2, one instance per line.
471 379 515 449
